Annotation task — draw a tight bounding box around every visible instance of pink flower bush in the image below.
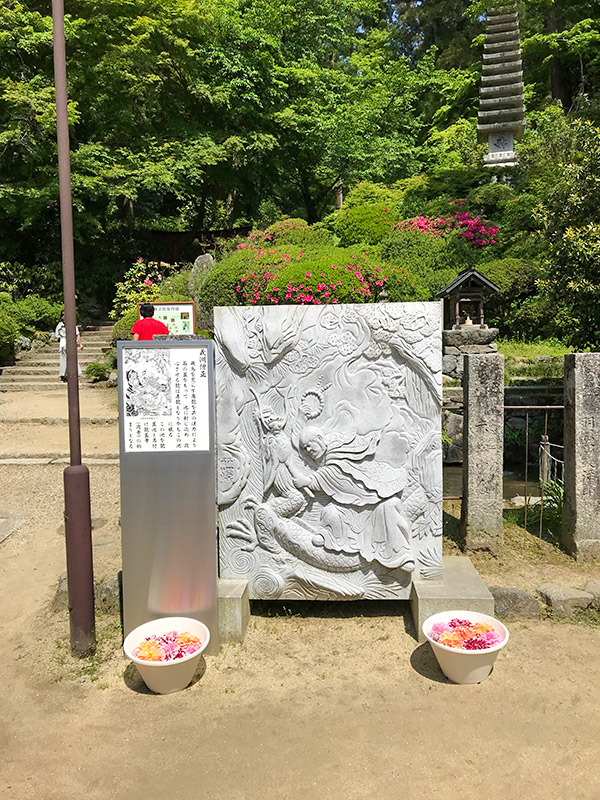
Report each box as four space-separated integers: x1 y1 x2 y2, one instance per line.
392 201 498 249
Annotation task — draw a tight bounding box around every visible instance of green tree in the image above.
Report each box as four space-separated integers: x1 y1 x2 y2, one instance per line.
535 120 600 347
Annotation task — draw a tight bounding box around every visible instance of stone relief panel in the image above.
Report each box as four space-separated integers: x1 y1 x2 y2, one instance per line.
214 303 443 600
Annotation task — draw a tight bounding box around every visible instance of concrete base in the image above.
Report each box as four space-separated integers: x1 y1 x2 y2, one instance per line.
410 556 494 642
218 578 250 644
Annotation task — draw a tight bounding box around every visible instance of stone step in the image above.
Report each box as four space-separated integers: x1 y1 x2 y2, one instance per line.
2 368 107 381
14 358 106 368
1 374 91 384
0 382 89 392
19 349 108 360
2 366 68 375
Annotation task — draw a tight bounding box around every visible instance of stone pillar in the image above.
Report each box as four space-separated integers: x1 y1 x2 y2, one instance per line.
461 353 504 555
562 353 600 561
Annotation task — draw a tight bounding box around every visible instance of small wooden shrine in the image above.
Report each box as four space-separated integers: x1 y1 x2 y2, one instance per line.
437 267 500 329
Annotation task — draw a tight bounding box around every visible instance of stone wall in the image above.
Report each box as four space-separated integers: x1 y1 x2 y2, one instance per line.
442 328 499 381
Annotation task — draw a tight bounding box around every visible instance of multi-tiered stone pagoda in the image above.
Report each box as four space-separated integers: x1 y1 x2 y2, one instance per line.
477 5 525 169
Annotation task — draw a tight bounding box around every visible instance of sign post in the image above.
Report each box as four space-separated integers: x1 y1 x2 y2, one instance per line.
118 340 218 653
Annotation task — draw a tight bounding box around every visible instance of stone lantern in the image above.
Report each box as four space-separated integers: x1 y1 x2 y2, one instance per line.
437 267 500 381
478 4 525 170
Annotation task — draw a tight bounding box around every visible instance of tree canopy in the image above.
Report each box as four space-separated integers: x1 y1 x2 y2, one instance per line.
1 0 600 319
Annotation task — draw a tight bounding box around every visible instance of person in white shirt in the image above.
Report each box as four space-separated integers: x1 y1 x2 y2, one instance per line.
54 310 83 382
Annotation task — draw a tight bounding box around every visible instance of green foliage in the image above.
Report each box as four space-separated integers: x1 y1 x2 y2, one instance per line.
12 296 62 334
535 120 600 348
379 227 476 298
342 181 406 210
110 261 170 320
85 362 110 382
256 219 335 250
2 0 600 349
326 204 402 246
497 338 571 360
0 307 18 365
111 308 138 343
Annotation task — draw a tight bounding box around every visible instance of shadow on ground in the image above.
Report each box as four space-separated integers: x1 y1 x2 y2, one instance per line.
409 643 450 684
123 657 207 694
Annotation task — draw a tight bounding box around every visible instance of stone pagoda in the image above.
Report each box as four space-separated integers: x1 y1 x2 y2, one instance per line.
478 4 525 169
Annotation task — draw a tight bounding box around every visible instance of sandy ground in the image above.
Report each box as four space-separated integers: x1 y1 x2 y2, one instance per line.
1 391 600 800
0 386 118 420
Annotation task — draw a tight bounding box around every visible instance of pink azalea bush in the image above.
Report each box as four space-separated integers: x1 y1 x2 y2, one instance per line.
231 238 412 306
393 201 498 249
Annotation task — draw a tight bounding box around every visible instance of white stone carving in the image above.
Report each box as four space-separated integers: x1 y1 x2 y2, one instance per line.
215 303 443 600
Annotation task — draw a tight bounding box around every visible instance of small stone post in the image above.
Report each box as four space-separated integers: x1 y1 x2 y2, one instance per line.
461 353 505 555
562 353 600 560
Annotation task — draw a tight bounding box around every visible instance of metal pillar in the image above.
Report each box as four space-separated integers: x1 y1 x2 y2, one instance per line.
52 0 96 656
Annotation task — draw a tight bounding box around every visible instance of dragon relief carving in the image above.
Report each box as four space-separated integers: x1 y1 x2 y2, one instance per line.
215 303 443 600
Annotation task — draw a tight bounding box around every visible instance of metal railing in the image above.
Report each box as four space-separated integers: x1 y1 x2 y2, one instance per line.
505 405 564 535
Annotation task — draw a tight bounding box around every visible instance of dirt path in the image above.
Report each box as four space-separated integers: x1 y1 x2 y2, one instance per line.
1 391 600 800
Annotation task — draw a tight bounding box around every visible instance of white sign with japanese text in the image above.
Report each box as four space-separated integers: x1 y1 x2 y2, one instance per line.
122 346 209 452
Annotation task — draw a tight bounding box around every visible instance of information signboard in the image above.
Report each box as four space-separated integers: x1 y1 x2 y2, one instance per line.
118 340 217 653
138 301 196 335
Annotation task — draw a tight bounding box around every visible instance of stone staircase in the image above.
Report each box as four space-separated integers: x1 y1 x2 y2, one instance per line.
0 323 114 392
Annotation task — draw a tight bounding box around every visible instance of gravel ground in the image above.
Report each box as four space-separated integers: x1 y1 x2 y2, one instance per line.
2 392 600 800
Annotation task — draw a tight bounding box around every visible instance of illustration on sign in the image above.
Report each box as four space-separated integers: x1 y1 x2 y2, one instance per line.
122 346 209 452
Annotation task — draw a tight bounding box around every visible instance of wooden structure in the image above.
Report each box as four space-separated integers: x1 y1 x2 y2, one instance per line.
437 267 500 329
478 4 525 169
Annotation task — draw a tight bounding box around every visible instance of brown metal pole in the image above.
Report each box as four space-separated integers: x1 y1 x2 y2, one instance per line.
52 0 96 657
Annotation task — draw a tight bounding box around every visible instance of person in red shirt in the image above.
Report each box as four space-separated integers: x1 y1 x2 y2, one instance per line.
131 303 170 340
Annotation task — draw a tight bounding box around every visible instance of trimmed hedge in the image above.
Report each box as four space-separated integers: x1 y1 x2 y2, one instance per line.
0 307 18 365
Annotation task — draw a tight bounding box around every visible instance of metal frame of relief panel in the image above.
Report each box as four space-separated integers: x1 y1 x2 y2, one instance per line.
118 339 218 654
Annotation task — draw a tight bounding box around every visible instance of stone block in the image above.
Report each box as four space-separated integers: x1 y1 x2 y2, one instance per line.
0 512 30 545
460 344 496 354
443 328 499 347
443 388 463 405
537 583 593 618
410 556 494 642
218 578 250 643
583 580 600 610
51 571 122 615
51 571 69 612
95 576 121 615
488 585 541 619
442 354 457 375
443 346 461 356
443 412 463 464
461 354 504 555
563 353 600 561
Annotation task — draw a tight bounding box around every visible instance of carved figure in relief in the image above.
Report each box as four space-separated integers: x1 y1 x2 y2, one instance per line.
258 407 307 518
294 426 415 571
